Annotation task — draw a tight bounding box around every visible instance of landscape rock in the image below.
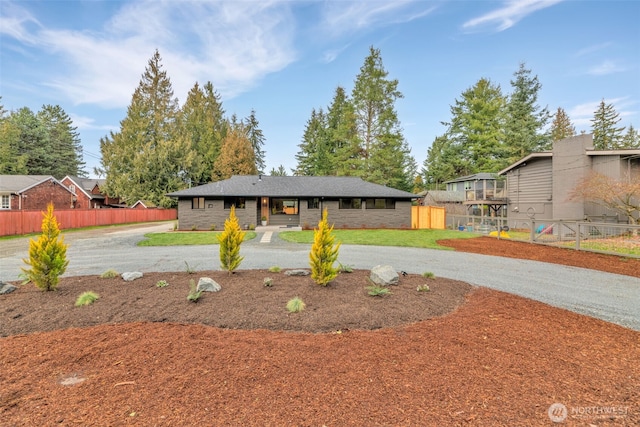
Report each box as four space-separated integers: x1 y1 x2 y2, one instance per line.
122 272 144 282
197 277 221 292
369 265 399 286
0 281 17 295
284 269 310 276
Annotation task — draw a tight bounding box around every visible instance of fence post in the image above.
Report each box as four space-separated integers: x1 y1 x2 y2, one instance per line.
575 222 581 250
530 220 535 242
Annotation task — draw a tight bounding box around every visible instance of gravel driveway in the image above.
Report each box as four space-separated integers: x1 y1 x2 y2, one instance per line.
2 222 639 331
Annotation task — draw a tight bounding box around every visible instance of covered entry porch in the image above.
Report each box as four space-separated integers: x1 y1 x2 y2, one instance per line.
259 197 300 227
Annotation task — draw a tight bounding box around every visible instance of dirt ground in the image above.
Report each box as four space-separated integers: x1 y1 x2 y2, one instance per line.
1 237 638 426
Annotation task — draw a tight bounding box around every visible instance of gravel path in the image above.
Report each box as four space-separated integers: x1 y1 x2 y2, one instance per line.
2 223 639 331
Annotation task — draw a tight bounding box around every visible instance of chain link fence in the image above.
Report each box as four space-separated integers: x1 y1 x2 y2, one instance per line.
447 214 640 258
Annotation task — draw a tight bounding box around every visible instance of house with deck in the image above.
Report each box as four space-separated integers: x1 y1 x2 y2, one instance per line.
498 134 640 224
167 175 417 230
442 173 507 217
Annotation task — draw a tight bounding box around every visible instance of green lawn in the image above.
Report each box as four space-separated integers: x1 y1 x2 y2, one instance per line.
138 231 257 246
279 229 478 249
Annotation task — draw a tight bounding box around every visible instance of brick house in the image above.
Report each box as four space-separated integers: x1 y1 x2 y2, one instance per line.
167 175 417 230
61 176 122 208
0 175 75 211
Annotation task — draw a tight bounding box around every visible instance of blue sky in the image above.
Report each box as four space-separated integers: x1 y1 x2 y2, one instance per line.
1 0 639 177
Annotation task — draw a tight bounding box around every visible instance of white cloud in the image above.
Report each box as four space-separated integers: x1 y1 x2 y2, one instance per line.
319 0 436 38
0 2 40 43
463 0 564 32
587 60 626 76
68 113 116 132
573 42 612 58
2 0 298 108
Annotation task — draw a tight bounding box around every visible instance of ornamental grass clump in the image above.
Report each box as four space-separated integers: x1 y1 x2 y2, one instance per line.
75 291 99 307
100 269 118 279
309 209 341 286
286 297 306 313
218 206 245 274
366 285 391 297
21 203 69 291
187 279 202 302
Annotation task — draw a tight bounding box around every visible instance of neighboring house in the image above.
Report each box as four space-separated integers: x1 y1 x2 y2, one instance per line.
418 190 466 215
498 134 640 223
443 173 507 217
61 176 122 208
131 200 157 209
0 175 75 210
167 175 417 230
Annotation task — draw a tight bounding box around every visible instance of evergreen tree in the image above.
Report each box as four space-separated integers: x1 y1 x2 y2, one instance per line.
309 209 340 286
218 205 245 274
294 108 330 175
504 63 551 161
100 50 194 207
269 165 288 176
37 104 86 177
213 126 257 180
243 109 266 174
621 125 639 148
550 107 576 142
421 135 459 189
591 99 625 149
327 86 359 176
350 46 415 191
21 203 69 291
181 81 227 186
445 78 507 174
9 107 51 175
0 104 28 174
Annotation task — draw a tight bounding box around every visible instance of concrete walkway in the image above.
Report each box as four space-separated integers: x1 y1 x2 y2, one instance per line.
1 223 639 331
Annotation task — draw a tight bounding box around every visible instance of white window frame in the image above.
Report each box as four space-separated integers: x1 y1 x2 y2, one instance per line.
1 194 10 209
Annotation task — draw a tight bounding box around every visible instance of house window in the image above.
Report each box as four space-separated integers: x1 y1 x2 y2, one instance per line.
1 195 9 209
224 197 245 209
192 197 205 209
339 198 361 209
365 198 395 209
308 198 320 209
69 184 75 193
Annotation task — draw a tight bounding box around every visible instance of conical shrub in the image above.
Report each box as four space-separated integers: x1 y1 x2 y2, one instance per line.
218 205 245 274
309 208 341 286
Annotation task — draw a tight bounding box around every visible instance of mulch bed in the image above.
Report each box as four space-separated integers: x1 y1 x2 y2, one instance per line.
1 237 638 426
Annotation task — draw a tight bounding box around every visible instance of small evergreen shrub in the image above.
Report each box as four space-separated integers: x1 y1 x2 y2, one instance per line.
422 272 435 279
100 269 119 279
75 291 99 307
309 209 341 286
366 285 391 297
417 284 431 292
21 203 69 291
218 206 245 274
210 224 216 231
156 280 169 288
263 277 273 287
187 279 202 302
286 297 306 313
268 266 281 273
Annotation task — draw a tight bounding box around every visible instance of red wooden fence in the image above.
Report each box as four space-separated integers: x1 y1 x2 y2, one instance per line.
0 208 177 236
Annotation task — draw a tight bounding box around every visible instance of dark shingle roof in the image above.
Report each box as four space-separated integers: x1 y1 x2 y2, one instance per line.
167 175 417 199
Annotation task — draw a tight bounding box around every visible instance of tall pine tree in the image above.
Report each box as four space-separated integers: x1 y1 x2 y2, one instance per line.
100 50 194 207
181 81 227 186
294 108 330 176
621 125 639 148
503 63 551 161
550 107 576 142
243 109 266 174
591 100 625 149
37 104 86 177
350 46 415 191
214 126 257 180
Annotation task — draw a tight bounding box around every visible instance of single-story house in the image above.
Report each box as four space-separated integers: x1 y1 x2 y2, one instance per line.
167 175 417 230
498 134 640 224
131 200 157 209
0 175 75 210
61 176 123 208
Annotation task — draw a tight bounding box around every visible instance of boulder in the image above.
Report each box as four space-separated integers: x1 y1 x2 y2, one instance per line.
197 277 221 292
122 271 143 282
285 269 310 276
0 281 17 295
369 265 399 286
